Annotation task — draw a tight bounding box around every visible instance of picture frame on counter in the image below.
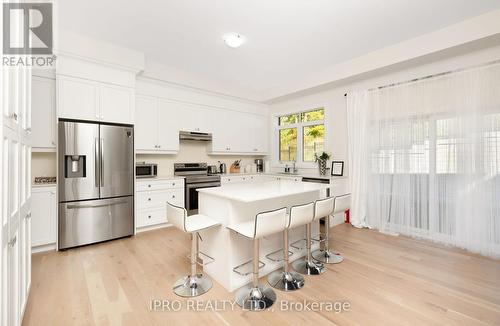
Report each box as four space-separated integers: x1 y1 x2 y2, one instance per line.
331 161 344 176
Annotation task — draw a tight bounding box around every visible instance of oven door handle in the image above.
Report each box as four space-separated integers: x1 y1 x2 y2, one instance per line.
187 182 221 188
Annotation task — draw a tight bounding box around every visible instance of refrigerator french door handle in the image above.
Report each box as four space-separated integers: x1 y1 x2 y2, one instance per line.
100 138 104 187
66 200 128 209
95 138 100 187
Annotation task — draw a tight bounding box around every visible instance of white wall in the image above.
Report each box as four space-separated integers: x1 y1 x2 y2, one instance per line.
268 42 500 177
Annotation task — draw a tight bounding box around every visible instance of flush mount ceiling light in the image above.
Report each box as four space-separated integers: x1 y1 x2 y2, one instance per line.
223 33 246 48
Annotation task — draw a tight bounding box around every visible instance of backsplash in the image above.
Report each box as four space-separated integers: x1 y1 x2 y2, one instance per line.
31 141 268 181
31 152 57 183
137 140 266 176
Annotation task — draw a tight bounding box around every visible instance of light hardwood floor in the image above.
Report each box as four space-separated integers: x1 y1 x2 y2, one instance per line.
23 224 500 326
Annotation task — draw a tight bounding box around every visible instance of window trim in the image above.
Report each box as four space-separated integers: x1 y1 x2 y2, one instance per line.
273 106 327 168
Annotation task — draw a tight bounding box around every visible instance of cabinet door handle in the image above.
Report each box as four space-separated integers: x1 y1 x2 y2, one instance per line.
172 195 175 198
51 141 55 145
11 113 18 121
172 182 175 186
148 215 152 219
148 184 151 188
8 236 17 247
148 198 151 201
26 211 32 219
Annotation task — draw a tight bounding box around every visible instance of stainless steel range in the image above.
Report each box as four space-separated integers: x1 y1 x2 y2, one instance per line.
174 163 221 215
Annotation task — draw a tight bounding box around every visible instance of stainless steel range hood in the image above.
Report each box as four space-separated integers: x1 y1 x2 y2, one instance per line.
179 130 212 141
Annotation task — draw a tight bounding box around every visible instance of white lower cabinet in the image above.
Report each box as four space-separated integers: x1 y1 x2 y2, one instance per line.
136 178 184 229
31 186 57 249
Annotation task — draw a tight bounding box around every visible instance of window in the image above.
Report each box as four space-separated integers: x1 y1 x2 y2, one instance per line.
278 108 325 163
371 120 429 174
484 113 500 176
436 118 458 174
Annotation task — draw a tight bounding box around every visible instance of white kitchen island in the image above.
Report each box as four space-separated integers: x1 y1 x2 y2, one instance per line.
197 179 349 292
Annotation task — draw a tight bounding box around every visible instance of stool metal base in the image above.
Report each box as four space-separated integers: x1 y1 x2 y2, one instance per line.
312 249 344 264
173 274 212 297
267 270 305 291
235 284 276 311
292 259 326 275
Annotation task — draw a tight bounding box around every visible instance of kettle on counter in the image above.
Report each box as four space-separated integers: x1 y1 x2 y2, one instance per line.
219 162 227 174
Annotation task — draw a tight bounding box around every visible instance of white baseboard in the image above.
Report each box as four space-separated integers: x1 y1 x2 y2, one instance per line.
136 222 173 233
32 243 56 254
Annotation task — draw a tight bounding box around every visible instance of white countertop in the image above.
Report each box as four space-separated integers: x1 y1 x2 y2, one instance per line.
32 183 57 188
198 179 332 202
218 171 347 180
136 175 185 181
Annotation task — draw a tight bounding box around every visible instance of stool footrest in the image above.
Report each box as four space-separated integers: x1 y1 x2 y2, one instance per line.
265 248 294 262
186 251 215 266
232 259 265 276
311 233 327 243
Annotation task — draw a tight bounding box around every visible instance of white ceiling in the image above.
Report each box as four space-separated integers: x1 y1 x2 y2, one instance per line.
57 0 500 102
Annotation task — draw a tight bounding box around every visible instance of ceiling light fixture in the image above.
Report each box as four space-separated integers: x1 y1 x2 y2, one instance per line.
223 33 246 48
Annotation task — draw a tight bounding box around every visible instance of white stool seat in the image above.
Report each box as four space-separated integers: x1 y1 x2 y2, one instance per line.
185 214 220 233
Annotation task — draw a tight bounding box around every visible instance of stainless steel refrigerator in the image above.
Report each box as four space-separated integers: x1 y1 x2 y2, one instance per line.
58 120 134 250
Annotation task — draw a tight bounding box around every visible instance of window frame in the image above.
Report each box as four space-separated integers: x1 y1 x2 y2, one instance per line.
273 106 327 168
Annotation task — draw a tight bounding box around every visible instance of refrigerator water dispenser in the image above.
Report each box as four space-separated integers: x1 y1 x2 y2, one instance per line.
65 155 86 178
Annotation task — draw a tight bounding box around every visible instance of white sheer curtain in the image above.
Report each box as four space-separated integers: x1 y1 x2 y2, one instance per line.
347 62 500 258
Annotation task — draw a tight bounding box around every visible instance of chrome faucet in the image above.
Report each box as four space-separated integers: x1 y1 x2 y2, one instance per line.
292 161 298 173
284 164 290 173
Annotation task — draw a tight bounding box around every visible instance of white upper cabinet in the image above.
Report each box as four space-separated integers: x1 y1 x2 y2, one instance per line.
100 84 134 124
57 75 134 124
157 100 180 152
135 96 179 153
135 95 158 151
57 76 99 121
176 102 212 133
31 76 56 150
135 79 269 155
250 114 268 154
3 68 21 131
209 110 268 155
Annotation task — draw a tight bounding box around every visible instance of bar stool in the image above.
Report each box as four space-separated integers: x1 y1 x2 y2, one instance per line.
227 207 288 311
291 202 326 275
267 203 312 291
312 194 350 264
167 202 221 297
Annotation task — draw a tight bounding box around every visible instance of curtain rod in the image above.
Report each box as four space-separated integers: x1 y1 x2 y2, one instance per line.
343 59 500 97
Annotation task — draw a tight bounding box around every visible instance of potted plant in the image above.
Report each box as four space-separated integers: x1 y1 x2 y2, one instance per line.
314 151 330 175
